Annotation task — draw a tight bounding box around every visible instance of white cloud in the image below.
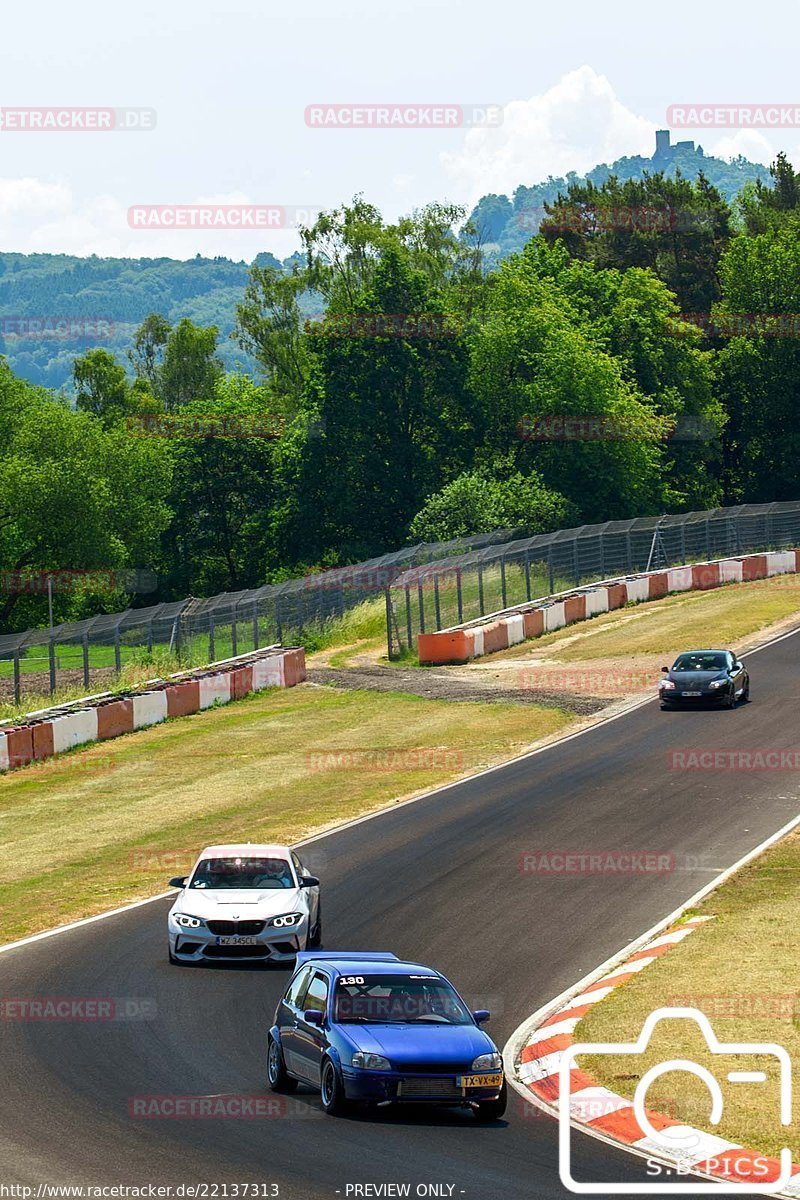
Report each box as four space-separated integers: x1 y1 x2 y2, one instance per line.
705 130 774 166
441 65 655 204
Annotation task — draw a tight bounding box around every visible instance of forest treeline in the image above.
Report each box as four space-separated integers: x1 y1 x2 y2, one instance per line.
2 155 800 633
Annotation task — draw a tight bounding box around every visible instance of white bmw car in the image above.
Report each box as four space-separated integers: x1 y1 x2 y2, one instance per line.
167 843 322 965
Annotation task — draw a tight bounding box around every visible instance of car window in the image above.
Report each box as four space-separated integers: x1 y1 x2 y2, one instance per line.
284 966 312 1009
673 652 728 672
303 972 329 1013
189 856 295 889
291 852 305 879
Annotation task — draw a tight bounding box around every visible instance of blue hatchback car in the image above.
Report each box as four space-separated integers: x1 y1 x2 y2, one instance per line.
267 952 507 1120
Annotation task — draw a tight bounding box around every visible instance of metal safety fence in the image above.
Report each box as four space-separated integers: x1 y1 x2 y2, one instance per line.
0 527 519 706
386 502 800 658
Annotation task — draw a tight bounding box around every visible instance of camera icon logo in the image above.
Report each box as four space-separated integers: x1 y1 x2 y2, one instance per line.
558 1007 792 1194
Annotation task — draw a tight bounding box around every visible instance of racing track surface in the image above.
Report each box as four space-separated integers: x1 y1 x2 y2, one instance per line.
3 629 800 1199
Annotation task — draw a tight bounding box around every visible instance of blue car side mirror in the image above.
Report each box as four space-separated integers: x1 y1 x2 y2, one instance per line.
473 1009 490 1024
304 1008 325 1026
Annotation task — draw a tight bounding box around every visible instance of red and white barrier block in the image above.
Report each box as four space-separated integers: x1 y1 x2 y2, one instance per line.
0 646 306 775
515 918 800 1192
418 549 800 664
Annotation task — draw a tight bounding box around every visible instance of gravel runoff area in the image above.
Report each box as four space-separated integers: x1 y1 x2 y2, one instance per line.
307 664 609 715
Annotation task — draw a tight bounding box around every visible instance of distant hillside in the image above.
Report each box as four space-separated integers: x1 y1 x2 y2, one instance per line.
467 130 771 262
0 132 773 392
0 249 304 392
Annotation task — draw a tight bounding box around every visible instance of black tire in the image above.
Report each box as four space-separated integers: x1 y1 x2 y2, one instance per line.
320 1057 349 1116
267 1036 297 1094
473 1080 508 1123
726 685 736 709
168 943 178 964
742 680 751 703
308 905 323 948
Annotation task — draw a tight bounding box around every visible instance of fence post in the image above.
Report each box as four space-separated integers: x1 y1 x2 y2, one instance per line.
417 581 425 635
500 556 507 610
548 545 554 594
231 612 238 658
599 533 605 578
48 636 56 696
209 616 215 663
705 519 710 559
13 650 21 705
478 563 485 616
524 552 532 602
82 633 90 689
434 576 442 630
385 588 394 659
275 600 282 646
456 569 463 624
404 585 412 650
679 521 686 565
626 531 632 573
573 538 579 587
253 602 259 651
114 628 121 673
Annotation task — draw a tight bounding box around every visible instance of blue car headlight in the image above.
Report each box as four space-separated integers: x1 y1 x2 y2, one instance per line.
471 1052 502 1072
351 1052 391 1071
173 913 204 929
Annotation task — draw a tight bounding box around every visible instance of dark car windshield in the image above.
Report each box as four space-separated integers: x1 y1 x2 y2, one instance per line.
189 857 295 889
333 974 473 1024
673 652 728 673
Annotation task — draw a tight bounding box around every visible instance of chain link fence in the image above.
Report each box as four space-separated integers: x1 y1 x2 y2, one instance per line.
0 527 519 706
386 502 800 658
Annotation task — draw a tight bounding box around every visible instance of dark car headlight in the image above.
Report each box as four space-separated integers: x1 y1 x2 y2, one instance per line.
351 1052 391 1070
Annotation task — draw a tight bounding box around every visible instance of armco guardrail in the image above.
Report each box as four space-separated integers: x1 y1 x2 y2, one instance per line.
0 645 305 774
417 551 800 664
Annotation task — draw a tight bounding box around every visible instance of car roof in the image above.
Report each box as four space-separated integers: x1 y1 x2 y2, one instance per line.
675 649 729 656
196 844 293 858
295 952 442 977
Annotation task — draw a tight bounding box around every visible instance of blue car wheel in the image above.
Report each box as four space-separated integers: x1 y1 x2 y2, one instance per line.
320 1057 350 1116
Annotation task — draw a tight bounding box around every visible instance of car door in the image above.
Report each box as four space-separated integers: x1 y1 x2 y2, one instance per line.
277 965 313 1076
291 969 330 1085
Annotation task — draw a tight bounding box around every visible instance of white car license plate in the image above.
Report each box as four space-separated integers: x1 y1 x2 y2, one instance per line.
215 935 258 946
682 691 702 697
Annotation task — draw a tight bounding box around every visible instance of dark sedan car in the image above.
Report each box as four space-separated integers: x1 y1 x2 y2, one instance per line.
659 649 750 709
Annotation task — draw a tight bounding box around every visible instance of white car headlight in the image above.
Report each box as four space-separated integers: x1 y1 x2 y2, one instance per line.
660 679 675 690
270 912 303 928
352 1053 391 1071
173 913 204 929
471 1052 502 1072
708 679 726 689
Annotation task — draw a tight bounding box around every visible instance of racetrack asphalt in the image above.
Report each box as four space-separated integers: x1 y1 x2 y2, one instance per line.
3 629 799 1199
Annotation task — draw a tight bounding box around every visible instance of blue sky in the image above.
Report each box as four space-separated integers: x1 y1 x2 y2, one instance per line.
1 0 797 259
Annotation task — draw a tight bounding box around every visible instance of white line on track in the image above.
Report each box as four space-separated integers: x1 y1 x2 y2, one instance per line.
2 621 799 960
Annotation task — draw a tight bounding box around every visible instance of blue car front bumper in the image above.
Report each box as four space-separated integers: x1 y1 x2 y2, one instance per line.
340 1067 504 1104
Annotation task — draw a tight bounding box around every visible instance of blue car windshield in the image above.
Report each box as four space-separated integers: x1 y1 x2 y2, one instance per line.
333 974 472 1024
189 857 294 889
673 652 728 672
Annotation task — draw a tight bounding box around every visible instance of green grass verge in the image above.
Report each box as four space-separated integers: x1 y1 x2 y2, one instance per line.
576 828 800 1158
0 684 574 943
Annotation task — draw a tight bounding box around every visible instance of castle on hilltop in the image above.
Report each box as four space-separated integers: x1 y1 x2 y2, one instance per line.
653 129 703 162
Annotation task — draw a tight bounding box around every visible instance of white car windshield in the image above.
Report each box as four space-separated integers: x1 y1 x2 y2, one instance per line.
189 857 295 889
